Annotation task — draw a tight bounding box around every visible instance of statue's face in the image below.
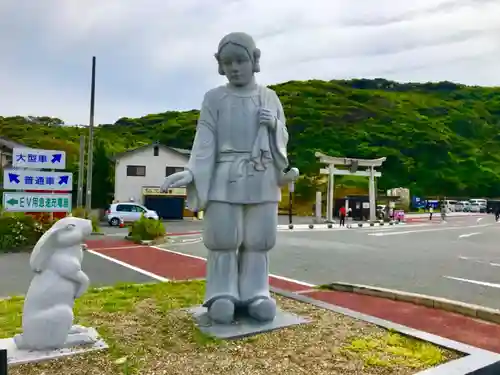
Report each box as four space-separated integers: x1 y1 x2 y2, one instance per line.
218 43 254 87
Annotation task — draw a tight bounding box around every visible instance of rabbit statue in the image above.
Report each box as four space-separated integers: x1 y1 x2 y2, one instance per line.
14 217 96 350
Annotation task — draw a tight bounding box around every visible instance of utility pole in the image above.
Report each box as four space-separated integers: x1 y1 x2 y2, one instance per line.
85 56 96 212
77 135 85 207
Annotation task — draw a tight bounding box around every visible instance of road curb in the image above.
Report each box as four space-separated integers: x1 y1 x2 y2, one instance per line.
321 282 500 325
405 213 488 222
278 221 405 230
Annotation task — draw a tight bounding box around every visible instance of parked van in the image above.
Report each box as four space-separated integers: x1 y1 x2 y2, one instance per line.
469 199 487 213
455 201 471 212
469 199 487 206
442 200 457 212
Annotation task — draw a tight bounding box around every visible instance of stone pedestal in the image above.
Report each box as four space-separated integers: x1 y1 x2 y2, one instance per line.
189 306 310 340
0 327 107 366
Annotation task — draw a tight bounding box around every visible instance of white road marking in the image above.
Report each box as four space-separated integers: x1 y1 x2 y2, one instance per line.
443 276 500 289
477 217 484 223
458 256 500 267
150 245 317 287
169 238 203 246
367 223 432 232
280 227 350 232
89 245 147 251
458 232 481 239
86 249 169 282
368 223 493 237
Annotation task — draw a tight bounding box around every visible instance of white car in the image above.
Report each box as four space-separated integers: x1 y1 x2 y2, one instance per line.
469 203 482 213
106 203 160 226
455 201 471 212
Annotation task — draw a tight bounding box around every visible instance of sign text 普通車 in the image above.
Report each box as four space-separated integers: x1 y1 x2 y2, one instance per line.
3 169 73 191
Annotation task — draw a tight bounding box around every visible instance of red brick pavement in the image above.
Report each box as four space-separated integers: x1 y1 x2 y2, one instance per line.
304 290 500 354
85 237 500 354
87 240 312 291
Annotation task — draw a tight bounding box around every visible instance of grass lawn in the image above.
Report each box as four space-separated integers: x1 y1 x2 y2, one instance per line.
0 281 462 375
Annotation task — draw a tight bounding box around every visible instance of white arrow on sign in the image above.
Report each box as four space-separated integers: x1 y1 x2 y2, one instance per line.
3 169 73 191
12 147 66 170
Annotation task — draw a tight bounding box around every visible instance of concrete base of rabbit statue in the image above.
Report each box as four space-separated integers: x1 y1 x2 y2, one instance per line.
0 327 107 366
2 217 108 365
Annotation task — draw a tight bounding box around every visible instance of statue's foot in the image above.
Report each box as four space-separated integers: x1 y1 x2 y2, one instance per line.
248 298 276 322
64 332 96 348
69 325 88 334
208 298 235 324
13 333 25 350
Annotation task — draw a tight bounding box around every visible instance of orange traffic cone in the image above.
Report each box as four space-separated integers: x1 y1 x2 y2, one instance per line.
119 221 125 228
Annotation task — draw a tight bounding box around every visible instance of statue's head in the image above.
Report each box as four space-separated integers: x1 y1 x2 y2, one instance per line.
215 32 261 87
29 217 93 272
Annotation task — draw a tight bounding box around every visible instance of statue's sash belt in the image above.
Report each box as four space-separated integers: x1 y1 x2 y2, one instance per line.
217 151 250 183
217 151 264 183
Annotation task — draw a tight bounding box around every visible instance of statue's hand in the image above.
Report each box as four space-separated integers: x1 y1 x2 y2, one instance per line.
160 170 193 192
259 108 277 130
278 167 300 186
288 167 300 181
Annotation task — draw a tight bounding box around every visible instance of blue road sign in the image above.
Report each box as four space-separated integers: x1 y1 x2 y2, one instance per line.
3 169 73 191
12 147 66 170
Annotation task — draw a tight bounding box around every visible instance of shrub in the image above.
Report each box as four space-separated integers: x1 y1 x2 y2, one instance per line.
72 207 100 233
34 212 60 232
0 213 45 253
129 214 166 242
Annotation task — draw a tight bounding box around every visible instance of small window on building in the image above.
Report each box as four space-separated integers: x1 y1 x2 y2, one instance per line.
165 166 184 177
153 146 159 156
127 165 146 177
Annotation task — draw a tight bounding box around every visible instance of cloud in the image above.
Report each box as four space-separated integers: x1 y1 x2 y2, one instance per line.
0 0 498 124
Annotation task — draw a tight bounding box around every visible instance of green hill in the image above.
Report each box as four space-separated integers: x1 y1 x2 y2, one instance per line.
2 78 500 206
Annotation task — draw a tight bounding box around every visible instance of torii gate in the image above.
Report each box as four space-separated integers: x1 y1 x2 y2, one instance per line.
316 152 387 223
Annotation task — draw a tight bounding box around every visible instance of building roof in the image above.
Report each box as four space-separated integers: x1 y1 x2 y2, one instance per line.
0 136 24 150
112 143 191 161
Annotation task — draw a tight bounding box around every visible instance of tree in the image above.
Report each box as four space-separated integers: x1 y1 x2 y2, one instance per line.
90 139 114 209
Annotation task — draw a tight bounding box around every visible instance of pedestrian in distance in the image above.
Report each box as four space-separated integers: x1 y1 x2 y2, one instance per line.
495 206 500 222
339 206 346 227
429 204 433 220
440 205 447 222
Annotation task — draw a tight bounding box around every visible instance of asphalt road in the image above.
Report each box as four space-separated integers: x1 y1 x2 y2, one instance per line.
99 215 319 236
0 250 155 298
157 214 500 310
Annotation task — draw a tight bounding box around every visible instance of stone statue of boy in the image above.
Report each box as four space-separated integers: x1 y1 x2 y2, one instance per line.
161 32 298 324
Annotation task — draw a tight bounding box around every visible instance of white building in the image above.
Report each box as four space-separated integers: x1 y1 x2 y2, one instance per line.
0 136 24 168
113 143 191 219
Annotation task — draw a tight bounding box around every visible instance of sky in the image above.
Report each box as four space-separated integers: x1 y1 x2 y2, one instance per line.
0 0 499 125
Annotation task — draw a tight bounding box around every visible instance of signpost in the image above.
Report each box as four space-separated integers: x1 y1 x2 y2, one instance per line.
288 181 294 225
2 147 73 215
3 170 73 191
12 148 66 170
2 192 72 212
